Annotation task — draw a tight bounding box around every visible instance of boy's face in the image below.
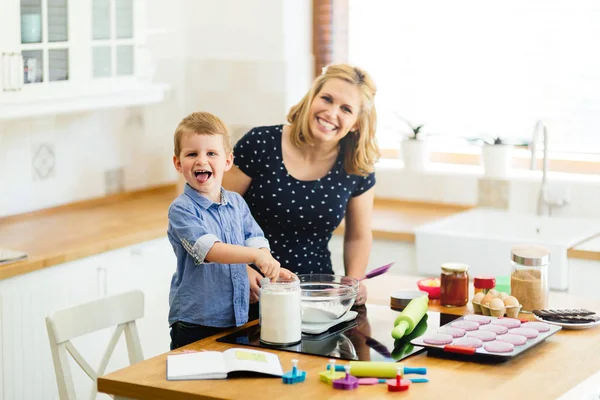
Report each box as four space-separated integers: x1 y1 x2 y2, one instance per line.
173 131 233 202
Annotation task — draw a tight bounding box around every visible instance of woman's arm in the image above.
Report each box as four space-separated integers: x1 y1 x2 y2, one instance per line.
223 165 253 196
343 187 375 305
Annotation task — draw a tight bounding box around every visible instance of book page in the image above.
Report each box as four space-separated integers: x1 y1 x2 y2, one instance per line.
166 351 227 380
224 348 283 377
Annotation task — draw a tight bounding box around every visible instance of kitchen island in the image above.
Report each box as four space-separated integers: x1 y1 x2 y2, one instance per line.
97 276 600 400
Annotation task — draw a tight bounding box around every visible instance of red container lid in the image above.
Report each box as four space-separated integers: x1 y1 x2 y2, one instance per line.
473 276 496 289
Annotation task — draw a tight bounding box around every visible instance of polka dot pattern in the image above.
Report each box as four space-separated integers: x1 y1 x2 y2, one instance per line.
233 125 376 275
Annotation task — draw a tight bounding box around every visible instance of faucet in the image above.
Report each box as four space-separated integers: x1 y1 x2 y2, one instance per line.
530 120 568 216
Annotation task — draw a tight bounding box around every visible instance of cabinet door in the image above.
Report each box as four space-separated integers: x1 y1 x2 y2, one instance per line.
104 237 176 361
0 1 22 93
0 255 99 400
0 1 20 52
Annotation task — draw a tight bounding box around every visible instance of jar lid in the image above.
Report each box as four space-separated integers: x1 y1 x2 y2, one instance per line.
260 275 300 289
511 244 550 266
390 290 429 311
440 262 469 273
473 276 496 289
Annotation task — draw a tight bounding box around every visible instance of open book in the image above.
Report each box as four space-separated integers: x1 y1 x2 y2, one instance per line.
166 348 284 380
0 248 27 265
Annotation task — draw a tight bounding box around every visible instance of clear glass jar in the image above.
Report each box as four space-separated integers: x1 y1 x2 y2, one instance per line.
440 263 469 307
510 245 550 313
259 276 302 346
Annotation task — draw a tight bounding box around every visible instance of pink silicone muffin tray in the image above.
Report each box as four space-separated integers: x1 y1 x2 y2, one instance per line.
410 315 561 360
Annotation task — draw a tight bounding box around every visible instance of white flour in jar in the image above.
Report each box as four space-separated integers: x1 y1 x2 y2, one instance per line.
260 289 302 345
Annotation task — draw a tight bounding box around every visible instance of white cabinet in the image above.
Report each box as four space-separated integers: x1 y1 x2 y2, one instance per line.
569 258 600 299
0 252 100 400
103 237 175 362
0 236 176 400
0 0 167 120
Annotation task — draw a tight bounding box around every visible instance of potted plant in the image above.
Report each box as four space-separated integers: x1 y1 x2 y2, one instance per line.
481 136 513 178
397 117 429 171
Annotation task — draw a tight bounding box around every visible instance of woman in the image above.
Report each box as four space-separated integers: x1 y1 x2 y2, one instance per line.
223 64 380 307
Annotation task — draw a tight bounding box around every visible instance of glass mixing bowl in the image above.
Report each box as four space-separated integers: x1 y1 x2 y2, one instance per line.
298 274 359 324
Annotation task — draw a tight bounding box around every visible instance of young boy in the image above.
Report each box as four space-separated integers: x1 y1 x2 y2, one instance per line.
168 111 283 350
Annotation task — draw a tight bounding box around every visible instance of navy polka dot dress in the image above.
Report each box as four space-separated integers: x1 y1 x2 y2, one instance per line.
233 125 375 275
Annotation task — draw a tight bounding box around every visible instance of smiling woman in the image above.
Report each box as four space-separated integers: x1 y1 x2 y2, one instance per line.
223 64 380 313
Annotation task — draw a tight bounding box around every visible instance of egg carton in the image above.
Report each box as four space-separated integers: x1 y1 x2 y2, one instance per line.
472 291 521 318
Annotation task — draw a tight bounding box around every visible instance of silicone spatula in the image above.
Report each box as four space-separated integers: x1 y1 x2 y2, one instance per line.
359 262 395 281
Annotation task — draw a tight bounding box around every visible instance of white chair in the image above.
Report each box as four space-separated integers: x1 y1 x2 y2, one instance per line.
46 290 145 400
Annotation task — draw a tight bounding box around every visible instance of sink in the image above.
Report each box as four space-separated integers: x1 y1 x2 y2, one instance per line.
415 208 600 290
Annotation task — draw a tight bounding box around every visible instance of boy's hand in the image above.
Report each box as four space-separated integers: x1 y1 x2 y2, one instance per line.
254 249 280 281
246 266 297 303
278 267 296 280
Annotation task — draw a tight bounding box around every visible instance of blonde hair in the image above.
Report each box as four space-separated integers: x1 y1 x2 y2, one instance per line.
286 64 380 176
173 111 232 156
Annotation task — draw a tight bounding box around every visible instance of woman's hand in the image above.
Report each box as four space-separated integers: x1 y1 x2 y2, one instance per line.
246 266 262 303
354 281 368 306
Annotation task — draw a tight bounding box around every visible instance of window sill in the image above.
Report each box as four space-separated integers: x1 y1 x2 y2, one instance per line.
376 158 600 184
381 147 600 176
0 82 170 120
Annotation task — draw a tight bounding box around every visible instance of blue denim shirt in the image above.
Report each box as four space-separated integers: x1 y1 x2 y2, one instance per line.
167 184 269 328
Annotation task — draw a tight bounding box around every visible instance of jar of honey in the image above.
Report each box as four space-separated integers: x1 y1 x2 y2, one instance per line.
440 263 469 307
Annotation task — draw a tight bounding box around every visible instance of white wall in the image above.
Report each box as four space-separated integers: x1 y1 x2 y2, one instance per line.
0 0 313 218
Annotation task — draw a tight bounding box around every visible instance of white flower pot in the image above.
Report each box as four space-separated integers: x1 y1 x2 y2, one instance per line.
401 139 429 171
482 144 513 178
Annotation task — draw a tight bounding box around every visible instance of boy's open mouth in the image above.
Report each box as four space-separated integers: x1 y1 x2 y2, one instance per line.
194 170 212 183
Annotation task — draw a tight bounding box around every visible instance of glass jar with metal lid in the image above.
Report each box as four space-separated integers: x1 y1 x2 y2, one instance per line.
440 262 469 307
510 244 550 313
259 276 302 346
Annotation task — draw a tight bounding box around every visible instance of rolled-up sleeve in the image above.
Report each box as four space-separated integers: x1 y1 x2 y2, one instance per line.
169 203 222 264
246 236 269 249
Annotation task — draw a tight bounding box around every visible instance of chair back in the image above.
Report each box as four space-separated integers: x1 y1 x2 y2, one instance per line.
46 290 144 400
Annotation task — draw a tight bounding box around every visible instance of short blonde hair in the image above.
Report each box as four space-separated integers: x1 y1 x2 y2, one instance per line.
286 64 380 176
173 111 232 156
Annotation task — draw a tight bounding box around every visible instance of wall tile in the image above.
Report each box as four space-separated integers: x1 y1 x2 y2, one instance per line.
478 178 509 209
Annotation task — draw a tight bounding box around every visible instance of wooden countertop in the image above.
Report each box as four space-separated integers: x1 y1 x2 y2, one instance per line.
97 275 600 400
1 184 598 281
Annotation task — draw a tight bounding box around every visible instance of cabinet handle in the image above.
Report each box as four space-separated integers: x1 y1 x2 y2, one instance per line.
1 53 11 91
1 52 22 92
15 52 24 90
97 266 107 297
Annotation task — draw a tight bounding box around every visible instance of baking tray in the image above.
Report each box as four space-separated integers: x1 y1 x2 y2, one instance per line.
410 315 562 361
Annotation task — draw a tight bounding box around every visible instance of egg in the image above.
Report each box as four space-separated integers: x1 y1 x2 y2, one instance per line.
481 293 495 307
489 297 505 310
499 292 510 300
488 289 500 297
472 292 485 304
503 296 520 307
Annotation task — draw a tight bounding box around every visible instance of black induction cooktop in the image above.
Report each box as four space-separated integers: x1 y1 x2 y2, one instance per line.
216 304 460 362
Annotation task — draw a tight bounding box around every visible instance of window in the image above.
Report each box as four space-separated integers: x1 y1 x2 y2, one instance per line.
92 0 134 78
346 0 600 155
20 0 69 85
